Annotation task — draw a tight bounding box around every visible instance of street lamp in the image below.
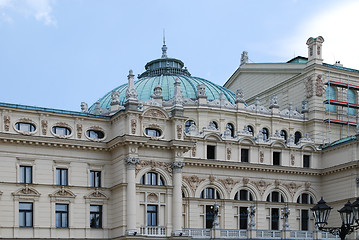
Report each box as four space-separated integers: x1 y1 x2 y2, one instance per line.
311 197 359 240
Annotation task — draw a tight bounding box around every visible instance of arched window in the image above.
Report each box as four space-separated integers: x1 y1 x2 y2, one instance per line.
266 191 285 202
209 121 218 129
326 86 336 113
347 90 356 115
86 130 105 139
262 128 269 140
234 189 253 201
140 172 164 186
294 131 302 144
226 123 235 137
280 130 287 141
185 120 196 133
297 193 314 204
247 126 254 136
200 187 220 199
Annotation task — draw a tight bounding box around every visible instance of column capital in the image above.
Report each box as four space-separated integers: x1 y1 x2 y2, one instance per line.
125 156 139 169
171 161 185 173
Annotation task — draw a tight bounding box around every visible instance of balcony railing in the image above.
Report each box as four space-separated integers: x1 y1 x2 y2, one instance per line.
290 230 314 239
320 232 340 239
139 226 166 236
220 229 247 238
182 228 211 238
256 230 281 239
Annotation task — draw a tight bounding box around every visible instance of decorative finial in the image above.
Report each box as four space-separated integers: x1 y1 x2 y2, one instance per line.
161 29 167 58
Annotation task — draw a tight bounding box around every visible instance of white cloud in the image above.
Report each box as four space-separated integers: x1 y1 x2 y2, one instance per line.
281 0 359 70
0 0 56 26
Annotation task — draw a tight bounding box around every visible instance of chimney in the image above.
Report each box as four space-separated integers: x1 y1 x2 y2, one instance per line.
306 36 324 65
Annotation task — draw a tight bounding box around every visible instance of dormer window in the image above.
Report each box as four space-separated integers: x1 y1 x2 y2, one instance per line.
15 122 36 132
52 126 71 136
145 128 161 137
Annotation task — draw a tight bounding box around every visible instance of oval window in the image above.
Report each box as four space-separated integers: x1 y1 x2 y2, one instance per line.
15 122 36 132
86 130 105 139
52 126 71 136
145 128 161 137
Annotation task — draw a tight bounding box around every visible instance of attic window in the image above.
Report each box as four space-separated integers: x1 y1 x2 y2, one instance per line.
207 145 216 160
15 122 36 132
87 130 105 139
52 126 71 136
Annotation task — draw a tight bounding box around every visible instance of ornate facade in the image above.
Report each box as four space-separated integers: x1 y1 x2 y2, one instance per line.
0 36 358 239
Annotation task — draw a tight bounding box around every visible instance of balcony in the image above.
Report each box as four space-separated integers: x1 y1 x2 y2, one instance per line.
139 226 166 236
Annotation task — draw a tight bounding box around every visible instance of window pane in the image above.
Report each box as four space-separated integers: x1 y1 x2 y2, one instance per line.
19 212 25 227
240 190 248 201
272 192 279 202
271 208 279 230
240 207 248 229
25 166 32 183
26 212 32 226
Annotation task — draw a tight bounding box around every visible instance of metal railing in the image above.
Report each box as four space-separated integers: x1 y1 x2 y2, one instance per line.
139 226 166 236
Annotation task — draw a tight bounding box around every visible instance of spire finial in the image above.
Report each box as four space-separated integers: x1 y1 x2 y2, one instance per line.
161 29 167 58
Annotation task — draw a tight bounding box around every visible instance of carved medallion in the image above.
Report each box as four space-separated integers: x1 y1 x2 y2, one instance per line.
253 180 270 195
183 175 206 193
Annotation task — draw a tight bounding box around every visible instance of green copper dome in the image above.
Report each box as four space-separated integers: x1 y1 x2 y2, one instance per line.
89 42 235 112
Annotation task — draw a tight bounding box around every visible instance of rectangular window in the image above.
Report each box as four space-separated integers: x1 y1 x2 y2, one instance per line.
147 205 158 226
90 205 102 228
56 204 68 228
303 155 310 168
271 208 279 230
20 166 32 184
273 152 281 166
207 145 216 160
56 168 68 186
19 202 33 227
239 207 248 229
205 205 214 229
301 209 309 231
90 171 101 187
241 149 249 163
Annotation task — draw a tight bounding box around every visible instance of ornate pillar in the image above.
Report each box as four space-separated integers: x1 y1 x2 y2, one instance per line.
125 156 139 235
171 161 185 236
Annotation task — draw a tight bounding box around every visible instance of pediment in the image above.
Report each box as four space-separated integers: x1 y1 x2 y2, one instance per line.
84 189 109 200
12 185 41 197
49 187 76 198
143 107 168 119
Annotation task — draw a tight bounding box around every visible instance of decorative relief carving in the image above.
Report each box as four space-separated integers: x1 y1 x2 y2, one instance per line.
76 124 82 138
183 175 206 193
131 119 137 134
305 182 311 190
177 125 183 139
305 76 313 98
143 109 166 119
209 175 216 183
253 180 270 195
242 177 249 186
259 151 264 163
274 180 281 188
41 120 48 135
171 161 185 173
227 148 232 160
218 177 239 194
135 160 172 176
13 185 41 196
85 189 109 199
192 144 196 157
4 115 10 131
50 186 76 197
126 157 139 170
315 74 323 97
291 153 295 166
283 182 302 197
147 193 158 203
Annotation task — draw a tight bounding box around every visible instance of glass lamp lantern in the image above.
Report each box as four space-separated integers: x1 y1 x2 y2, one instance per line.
311 197 332 228
351 197 359 223
338 201 354 226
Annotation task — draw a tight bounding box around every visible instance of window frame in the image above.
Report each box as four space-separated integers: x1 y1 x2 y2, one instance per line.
52 126 71 136
55 203 69 228
200 187 221 199
140 172 165 186
20 165 32 184
90 170 101 188
19 202 33 227
207 145 216 160
147 205 158 226
226 123 235 137
273 152 281 166
241 148 249 163
90 205 103 229
303 155 311 168
294 131 302 144
56 168 68 186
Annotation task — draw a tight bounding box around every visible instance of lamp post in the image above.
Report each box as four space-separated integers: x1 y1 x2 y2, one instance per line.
311 197 359 240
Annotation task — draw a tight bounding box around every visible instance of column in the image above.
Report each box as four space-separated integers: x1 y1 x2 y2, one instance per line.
171 161 185 236
125 156 139 235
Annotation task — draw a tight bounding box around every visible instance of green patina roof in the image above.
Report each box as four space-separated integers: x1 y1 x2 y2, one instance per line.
89 43 236 112
322 135 357 150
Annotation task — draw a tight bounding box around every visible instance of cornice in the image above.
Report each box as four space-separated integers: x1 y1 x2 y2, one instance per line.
0 132 107 151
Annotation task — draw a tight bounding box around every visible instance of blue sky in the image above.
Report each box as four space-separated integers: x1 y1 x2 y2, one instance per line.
1 0 358 111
